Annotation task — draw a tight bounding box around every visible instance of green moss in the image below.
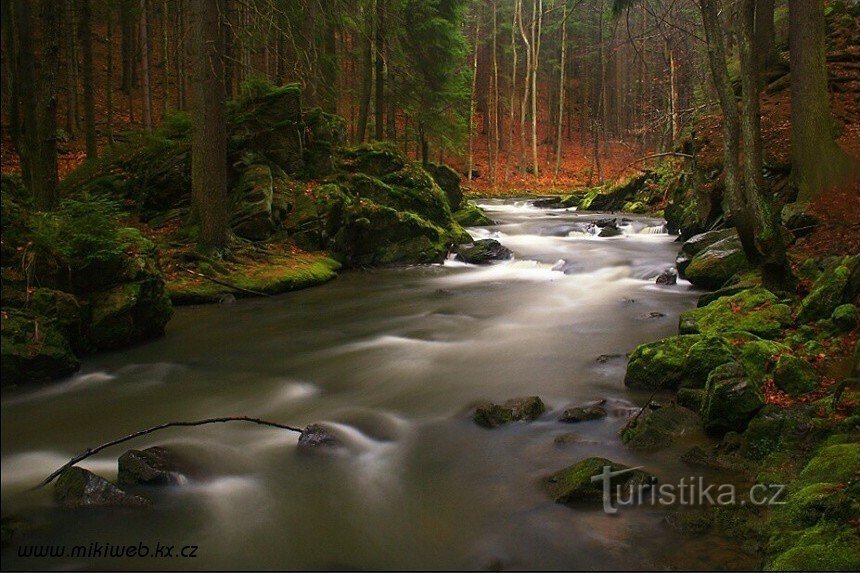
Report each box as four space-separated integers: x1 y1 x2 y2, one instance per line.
702 362 764 435
767 523 860 571
453 202 494 226
0 313 80 386
773 354 820 396
169 253 340 305
544 457 653 503
623 335 703 390
797 256 858 323
799 443 860 485
832 303 859 331
681 336 735 388
679 288 793 339
684 235 752 290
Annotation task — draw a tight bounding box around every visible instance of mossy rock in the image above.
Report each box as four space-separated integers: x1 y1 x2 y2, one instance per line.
773 354 819 396
54 467 150 508
777 482 858 527
544 457 654 503
621 404 700 451
342 143 406 177
727 332 789 382
425 163 463 210
168 253 340 305
472 396 546 428
303 107 347 178
740 405 790 460
767 523 860 571
681 336 735 388
798 443 860 486
832 303 859 331
87 275 172 351
0 313 80 386
623 335 703 391
797 256 859 323
677 388 707 412
684 235 752 290
453 202 494 226
230 163 276 240
701 362 764 435
455 239 513 264
679 288 792 339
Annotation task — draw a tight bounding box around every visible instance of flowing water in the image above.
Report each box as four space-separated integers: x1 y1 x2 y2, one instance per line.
1 200 757 570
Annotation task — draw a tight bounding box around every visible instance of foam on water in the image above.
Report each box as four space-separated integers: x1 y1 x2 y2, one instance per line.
2 371 116 404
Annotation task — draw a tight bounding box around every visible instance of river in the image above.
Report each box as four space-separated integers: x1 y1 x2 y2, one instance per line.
1 200 757 570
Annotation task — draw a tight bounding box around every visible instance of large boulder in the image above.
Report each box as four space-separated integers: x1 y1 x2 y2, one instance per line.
544 457 654 503
624 335 703 391
679 288 792 339
675 228 737 276
680 336 735 389
1 313 80 387
455 239 513 264
773 354 819 396
684 235 752 289
54 467 150 508
425 163 463 210
797 256 859 323
473 396 546 428
701 362 764 435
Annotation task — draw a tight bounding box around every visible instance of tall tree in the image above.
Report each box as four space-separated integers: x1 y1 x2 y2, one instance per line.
190 0 229 250
140 0 153 130
789 0 855 202
374 0 385 140
79 0 97 159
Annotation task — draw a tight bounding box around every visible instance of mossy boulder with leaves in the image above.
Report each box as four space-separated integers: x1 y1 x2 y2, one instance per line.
679 287 792 339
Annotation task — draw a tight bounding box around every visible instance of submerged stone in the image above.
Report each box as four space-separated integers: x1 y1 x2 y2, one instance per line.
559 403 608 423
473 396 546 428
54 467 150 508
117 446 195 486
455 239 513 264
297 424 343 451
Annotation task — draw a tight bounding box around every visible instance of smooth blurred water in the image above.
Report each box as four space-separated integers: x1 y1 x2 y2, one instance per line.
1 200 757 570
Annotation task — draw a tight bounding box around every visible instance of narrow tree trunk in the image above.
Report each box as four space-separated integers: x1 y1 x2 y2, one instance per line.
65 0 79 137
755 0 776 83
79 0 97 159
504 0 519 182
518 0 531 173
374 0 385 140
669 44 679 144
3 0 20 155
356 3 373 143
789 0 855 202
161 0 170 117
106 3 115 144
554 2 567 181
491 0 500 186
140 0 152 130
529 0 541 179
190 0 228 250
468 9 480 181
34 0 60 210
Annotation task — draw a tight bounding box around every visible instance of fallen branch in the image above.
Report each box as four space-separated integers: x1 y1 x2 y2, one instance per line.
34 416 303 490
177 265 271 298
621 152 694 173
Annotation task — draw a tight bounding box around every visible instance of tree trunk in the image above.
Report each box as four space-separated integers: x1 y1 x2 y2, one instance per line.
374 0 385 140
140 0 152 130
518 0 531 173
3 0 21 156
161 0 170 117
504 0 519 182
106 2 115 144
529 0 541 179
491 0 500 186
190 0 228 251
79 0 97 159
789 0 855 202
755 0 776 83
65 0 79 137
32 0 61 209
554 2 567 182
356 3 373 143
739 0 790 289
468 9 480 181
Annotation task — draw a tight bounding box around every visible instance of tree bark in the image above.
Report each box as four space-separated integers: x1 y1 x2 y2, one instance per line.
140 0 153 130
468 9 480 181
356 2 373 143
190 0 229 251
789 0 855 202
79 0 97 159
554 1 568 182
374 0 385 140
